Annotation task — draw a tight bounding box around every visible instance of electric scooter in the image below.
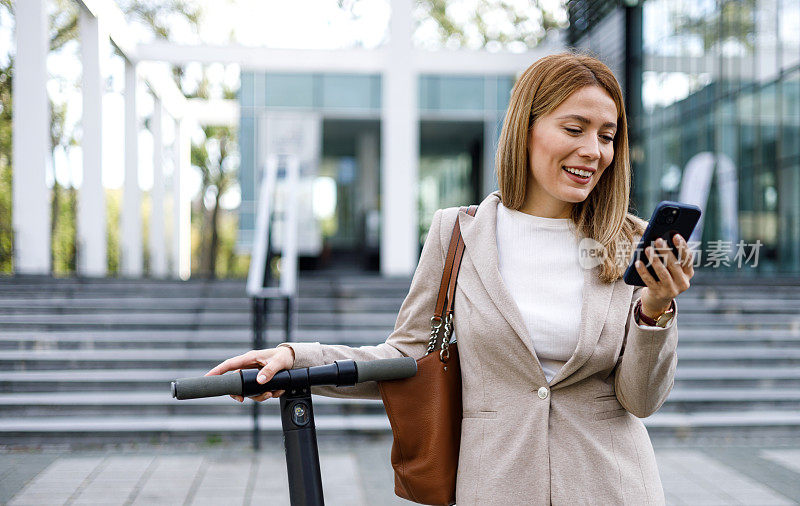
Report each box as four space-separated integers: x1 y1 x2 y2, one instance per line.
171 357 416 505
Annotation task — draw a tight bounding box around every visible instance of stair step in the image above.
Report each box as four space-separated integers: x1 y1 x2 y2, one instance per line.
3 365 800 382
0 298 405 312
1 410 798 434
0 392 385 417
0 312 399 328
675 366 800 379
6 346 800 370
646 410 800 427
0 392 382 406
0 415 392 433
3 329 800 348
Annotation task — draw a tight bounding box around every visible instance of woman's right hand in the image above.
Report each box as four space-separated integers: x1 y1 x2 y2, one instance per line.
204 346 296 403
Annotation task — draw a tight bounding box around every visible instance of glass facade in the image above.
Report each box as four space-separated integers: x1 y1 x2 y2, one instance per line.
641 0 800 274
417 75 514 244
238 72 382 256
238 71 514 262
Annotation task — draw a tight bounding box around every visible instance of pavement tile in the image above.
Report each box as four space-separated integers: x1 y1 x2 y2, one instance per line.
319 453 366 505
195 459 250 490
8 491 75 506
78 479 141 489
72 502 127 506
93 455 153 476
13 478 85 490
663 491 685 505
761 449 800 474
131 489 192 505
74 484 139 502
71 493 128 506
249 491 290 505
191 497 247 506
6 443 800 505
193 485 249 496
657 449 794 505
731 489 795 505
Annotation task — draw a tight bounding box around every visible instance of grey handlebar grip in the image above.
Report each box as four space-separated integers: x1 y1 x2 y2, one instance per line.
355 357 417 383
171 372 243 400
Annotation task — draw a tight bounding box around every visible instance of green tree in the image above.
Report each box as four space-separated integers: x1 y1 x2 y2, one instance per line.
0 51 13 274
190 120 238 279
673 0 756 52
419 0 564 48
51 184 77 275
117 0 202 91
0 1 13 274
106 189 121 275
337 0 566 49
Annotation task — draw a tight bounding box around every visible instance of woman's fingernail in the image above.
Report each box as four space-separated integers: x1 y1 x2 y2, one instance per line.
257 375 266 383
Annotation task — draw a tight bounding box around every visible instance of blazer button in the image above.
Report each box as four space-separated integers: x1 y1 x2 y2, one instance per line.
537 387 549 399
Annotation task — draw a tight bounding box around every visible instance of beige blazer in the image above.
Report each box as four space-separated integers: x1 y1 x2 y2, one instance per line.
283 190 679 505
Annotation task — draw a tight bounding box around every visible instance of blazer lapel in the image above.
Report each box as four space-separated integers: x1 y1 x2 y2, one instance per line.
458 192 545 383
548 262 614 387
458 191 615 387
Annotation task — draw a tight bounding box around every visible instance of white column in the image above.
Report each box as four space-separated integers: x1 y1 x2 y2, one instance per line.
357 131 379 213
483 78 501 197
381 0 418 276
173 118 191 280
483 116 501 196
77 9 107 277
121 60 142 277
12 0 50 274
149 98 167 277
171 120 180 279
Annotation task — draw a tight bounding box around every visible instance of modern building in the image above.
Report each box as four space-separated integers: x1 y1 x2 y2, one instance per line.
570 0 800 275
237 72 515 270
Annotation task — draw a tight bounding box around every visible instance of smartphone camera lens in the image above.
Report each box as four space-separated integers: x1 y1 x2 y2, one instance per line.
662 207 679 225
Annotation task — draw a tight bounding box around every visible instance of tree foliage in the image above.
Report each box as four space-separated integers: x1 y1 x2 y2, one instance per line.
672 0 756 52
119 0 201 40
418 0 564 49
336 0 566 49
0 53 12 274
188 68 239 279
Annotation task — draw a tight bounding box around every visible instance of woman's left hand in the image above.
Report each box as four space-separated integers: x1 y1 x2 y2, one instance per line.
635 234 694 317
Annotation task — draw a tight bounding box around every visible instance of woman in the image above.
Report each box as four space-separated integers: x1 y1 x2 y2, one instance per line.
207 52 694 504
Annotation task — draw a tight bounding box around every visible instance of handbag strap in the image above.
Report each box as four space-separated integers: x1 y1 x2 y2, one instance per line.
426 205 478 361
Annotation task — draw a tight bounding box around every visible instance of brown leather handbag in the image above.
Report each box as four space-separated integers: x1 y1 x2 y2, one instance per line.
378 204 478 506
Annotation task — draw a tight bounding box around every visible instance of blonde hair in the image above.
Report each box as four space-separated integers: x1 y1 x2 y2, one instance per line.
495 51 646 283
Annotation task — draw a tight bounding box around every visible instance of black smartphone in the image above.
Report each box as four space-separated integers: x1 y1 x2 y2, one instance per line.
623 201 702 286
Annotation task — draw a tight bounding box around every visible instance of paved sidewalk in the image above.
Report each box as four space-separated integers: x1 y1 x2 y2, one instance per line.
3 437 800 505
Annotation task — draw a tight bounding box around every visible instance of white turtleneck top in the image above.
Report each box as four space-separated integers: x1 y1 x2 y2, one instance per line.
495 202 584 383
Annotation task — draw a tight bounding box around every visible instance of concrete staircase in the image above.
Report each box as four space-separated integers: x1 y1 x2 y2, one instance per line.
1 273 799 447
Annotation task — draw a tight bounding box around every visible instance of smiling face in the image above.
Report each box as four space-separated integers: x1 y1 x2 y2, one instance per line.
522 85 619 219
